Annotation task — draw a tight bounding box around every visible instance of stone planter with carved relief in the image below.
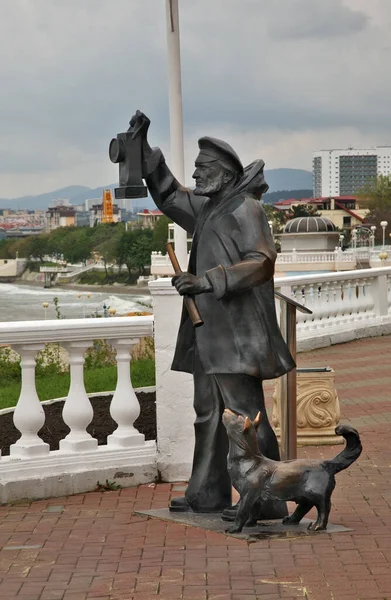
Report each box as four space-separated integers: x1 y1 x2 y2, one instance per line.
272 368 343 446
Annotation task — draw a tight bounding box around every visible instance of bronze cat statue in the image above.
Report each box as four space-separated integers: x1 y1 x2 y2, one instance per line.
222 409 362 534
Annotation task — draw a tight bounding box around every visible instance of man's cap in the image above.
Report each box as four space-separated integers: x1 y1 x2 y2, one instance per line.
196 136 244 175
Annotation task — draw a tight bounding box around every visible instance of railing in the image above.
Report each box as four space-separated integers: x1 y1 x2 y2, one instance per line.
274 267 391 342
40 266 72 273
277 250 355 264
0 316 154 460
150 249 358 275
58 264 98 279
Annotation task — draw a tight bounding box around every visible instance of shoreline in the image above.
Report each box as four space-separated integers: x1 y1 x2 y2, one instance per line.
2 278 152 296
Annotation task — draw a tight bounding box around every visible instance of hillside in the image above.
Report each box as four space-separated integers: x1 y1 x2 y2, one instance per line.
262 189 313 204
0 168 313 210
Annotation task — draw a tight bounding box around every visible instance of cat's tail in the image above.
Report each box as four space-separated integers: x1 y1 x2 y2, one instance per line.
325 425 362 474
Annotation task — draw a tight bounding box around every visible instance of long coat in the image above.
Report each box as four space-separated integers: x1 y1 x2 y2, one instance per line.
145 149 295 380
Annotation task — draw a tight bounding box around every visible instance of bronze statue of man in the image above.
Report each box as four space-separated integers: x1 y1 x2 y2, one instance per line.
130 111 295 519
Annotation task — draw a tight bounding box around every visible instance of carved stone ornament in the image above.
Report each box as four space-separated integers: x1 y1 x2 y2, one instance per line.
272 368 343 446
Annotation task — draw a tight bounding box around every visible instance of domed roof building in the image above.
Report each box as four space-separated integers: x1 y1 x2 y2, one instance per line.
278 216 340 253
284 216 336 234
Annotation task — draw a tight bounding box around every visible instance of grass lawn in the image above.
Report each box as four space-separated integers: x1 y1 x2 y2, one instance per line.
0 359 156 410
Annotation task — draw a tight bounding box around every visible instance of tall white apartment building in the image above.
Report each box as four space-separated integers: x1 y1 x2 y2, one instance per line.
313 146 391 197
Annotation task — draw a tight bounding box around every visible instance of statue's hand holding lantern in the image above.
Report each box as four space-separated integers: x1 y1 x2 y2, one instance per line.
109 110 150 199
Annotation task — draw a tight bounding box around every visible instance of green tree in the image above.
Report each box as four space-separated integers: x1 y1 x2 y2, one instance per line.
97 236 118 278
60 228 93 265
120 228 154 278
288 204 320 219
46 227 71 260
25 234 50 262
262 204 288 233
357 175 391 244
153 216 172 253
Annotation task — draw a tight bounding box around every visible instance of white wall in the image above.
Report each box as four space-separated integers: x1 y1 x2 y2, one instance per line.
149 279 194 481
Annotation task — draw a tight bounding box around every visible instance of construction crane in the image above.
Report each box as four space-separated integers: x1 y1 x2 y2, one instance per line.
102 189 114 224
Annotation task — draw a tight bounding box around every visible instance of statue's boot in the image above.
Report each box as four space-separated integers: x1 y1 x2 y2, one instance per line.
170 496 229 513
221 499 288 522
169 497 192 512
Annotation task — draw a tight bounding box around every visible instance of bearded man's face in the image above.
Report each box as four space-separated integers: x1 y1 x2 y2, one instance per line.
192 162 228 196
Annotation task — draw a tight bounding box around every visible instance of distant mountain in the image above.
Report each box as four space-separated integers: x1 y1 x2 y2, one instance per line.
262 189 313 205
0 168 313 210
0 185 92 210
265 168 312 192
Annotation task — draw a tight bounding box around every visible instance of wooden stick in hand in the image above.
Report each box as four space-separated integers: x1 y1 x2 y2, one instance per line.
166 243 204 328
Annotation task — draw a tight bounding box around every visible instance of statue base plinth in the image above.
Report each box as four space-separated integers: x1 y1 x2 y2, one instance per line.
136 508 353 540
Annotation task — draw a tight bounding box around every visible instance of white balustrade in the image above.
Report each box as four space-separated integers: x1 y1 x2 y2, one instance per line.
10 344 50 458
0 316 155 484
107 338 146 448
275 267 391 345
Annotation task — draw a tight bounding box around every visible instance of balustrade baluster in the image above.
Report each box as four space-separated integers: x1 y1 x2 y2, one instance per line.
60 341 97 452
362 278 376 319
338 281 348 325
350 279 361 318
10 344 50 458
108 338 145 448
356 278 371 320
309 281 323 329
319 281 331 325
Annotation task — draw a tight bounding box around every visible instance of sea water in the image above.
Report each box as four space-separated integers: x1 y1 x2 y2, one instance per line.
0 283 152 322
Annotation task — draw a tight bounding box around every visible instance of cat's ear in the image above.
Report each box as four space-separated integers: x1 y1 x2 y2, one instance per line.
242 416 251 432
253 412 262 429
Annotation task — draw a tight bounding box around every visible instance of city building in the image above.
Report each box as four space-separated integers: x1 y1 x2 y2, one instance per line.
45 206 76 232
89 204 121 226
168 223 192 253
50 198 72 208
273 195 368 231
85 198 101 211
136 208 163 228
313 146 391 197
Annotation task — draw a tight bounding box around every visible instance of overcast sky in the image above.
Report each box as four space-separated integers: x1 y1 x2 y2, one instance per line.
1 0 391 198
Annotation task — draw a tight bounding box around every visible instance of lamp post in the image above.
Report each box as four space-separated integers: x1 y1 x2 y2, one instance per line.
42 302 49 320
378 221 389 265
339 234 344 249
351 229 357 250
165 0 188 269
370 225 376 249
380 221 388 248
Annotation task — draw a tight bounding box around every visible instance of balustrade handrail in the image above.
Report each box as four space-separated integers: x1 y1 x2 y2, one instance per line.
0 315 153 345
274 266 391 288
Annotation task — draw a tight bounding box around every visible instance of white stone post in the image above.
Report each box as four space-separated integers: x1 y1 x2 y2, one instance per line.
11 344 50 458
107 338 145 448
149 278 194 481
165 0 188 269
372 274 389 317
60 341 97 452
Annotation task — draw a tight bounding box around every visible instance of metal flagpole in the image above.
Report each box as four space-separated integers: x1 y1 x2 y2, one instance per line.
165 0 188 269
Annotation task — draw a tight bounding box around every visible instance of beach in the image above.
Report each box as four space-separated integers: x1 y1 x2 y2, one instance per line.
0 280 152 322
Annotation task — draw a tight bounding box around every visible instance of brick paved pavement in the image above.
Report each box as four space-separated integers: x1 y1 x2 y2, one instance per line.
0 335 390 600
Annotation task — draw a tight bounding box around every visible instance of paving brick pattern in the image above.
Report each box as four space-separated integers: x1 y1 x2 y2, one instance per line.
0 335 391 599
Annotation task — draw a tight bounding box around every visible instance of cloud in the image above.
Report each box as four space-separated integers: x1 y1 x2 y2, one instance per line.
0 0 390 197
266 0 368 40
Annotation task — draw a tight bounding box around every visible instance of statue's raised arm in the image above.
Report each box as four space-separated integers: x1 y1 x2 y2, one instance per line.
128 111 206 235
